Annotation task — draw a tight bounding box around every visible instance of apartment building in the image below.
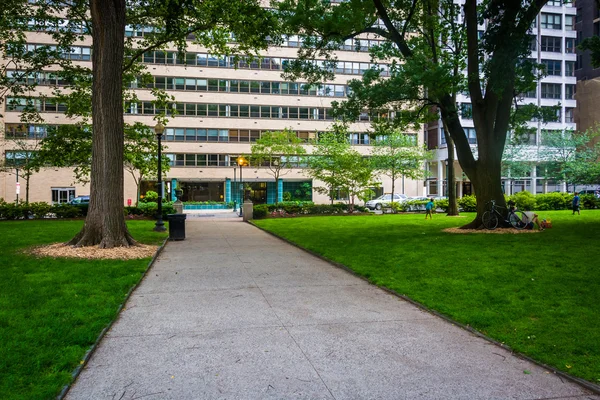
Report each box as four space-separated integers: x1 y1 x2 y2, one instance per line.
426 1 578 197
574 0 600 137
0 18 427 205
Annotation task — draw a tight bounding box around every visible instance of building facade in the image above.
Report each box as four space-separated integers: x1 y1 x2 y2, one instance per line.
1 25 426 205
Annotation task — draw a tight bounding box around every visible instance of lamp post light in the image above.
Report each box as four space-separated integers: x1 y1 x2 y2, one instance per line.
237 156 247 217
15 168 20 203
153 122 167 232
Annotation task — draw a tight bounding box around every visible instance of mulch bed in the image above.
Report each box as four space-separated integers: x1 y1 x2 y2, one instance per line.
28 243 158 260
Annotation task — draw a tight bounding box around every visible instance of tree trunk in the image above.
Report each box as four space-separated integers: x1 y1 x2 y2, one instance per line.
25 174 30 205
391 173 396 214
442 125 459 216
68 0 136 248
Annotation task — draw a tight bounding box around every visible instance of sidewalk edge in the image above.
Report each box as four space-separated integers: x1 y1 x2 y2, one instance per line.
250 221 600 396
57 238 169 400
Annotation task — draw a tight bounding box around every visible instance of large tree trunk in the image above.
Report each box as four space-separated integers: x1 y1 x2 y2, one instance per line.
442 124 459 216
68 0 136 248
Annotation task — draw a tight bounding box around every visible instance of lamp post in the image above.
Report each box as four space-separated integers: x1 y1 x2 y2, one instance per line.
444 158 449 197
15 168 20 203
237 156 247 217
233 167 237 211
153 122 166 232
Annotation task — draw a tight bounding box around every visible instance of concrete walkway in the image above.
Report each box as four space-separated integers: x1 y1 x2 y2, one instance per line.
66 219 598 400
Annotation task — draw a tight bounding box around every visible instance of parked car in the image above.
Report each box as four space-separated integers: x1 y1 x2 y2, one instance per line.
69 195 90 215
365 194 407 210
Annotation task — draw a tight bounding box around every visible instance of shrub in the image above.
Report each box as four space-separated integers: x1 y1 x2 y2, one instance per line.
535 192 570 210
137 201 175 219
509 191 536 211
400 199 428 212
282 192 292 201
29 202 53 219
141 190 158 203
0 202 30 219
253 204 269 219
458 195 477 212
580 194 598 209
124 206 144 216
52 204 82 218
435 198 449 212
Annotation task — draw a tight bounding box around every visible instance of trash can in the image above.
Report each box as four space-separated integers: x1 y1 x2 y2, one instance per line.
167 214 186 240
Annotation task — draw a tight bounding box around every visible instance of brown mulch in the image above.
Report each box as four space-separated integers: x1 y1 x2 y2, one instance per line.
443 227 541 234
28 243 159 260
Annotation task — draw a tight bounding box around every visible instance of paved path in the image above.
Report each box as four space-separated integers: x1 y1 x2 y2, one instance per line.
66 219 598 400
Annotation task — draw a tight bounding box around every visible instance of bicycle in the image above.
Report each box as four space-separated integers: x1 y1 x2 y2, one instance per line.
482 200 529 230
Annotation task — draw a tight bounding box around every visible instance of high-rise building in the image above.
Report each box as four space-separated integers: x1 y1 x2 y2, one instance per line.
426 1 577 197
574 0 600 135
1 21 425 205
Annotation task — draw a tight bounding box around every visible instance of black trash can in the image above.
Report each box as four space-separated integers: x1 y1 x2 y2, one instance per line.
167 214 186 240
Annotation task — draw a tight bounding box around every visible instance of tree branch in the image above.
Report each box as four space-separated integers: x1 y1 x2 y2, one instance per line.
372 0 413 57
464 0 482 104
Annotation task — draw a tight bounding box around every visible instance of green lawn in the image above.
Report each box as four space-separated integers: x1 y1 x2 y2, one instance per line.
255 211 600 384
0 220 167 400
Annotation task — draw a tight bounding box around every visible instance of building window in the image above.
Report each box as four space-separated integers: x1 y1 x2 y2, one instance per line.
51 188 75 204
464 128 477 144
542 59 562 76
542 107 562 122
460 103 473 119
565 61 575 76
565 15 575 30
565 107 574 123
541 36 562 52
546 0 561 6
541 13 562 29
565 38 575 53
541 83 562 99
529 35 537 51
565 84 576 99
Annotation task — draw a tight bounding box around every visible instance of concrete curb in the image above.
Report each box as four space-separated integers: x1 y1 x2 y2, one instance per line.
250 221 600 396
57 238 169 400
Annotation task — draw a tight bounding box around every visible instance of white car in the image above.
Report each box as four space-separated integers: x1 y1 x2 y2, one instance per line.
365 194 408 210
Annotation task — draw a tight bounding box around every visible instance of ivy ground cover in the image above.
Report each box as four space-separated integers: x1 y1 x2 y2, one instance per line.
254 211 600 384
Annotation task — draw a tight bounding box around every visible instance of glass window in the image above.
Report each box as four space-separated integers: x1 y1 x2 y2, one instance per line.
185 129 196 141
239 105 249 117
260 106 270 118
185 103 196 116
250 81 260 93
197 154 207 166
464 128 477 144
197 129 207 141
197 79 207 91
229 105 239 117
565 107 574 123
565 15 575 30
208 154 219 166
219 80 228 92
208 129 218 142
185 78 196 90
174 128 184 141
250 106 260 118
541 13 561 29
541 36 561 52
185 154 196 166
219 130 229 142
207 104 218 116
230 80 239 93
208 79 218 91
565 84 576 99
239 81 249 93
565 38 575 53
289 107 299 119
565 61 575 76
175 154 185 166
541 83 561 99
260 81 271 94
197 104 207 116
542 59 562 76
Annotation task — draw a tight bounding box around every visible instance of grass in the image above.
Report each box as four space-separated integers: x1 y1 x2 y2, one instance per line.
0 220 167 400
254 210 600 384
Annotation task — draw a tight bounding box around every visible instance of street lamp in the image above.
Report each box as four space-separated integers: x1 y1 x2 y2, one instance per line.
237 156 247 217
153 122 166 232
15 168 20 203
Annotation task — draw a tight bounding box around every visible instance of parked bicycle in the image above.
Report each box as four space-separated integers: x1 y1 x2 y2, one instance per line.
482 200 529 230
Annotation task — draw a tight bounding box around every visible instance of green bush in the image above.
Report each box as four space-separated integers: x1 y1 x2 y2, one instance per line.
509 191 536 211
400 199 428 212
535 192 571 210
29 202 53 219
137 201 175 219
124 206 144 216
253 204 269 219
282 192 292 201
580 194 599 209
0 202 30 219
458 195 477 212
52 204 82 218
435 198 449 212
141 190 158 203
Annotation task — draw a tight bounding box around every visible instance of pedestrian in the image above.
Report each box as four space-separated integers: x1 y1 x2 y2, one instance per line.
572 192 580 215
425 198 434 220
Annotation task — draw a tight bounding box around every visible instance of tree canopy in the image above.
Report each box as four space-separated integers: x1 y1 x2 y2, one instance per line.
277 0 551 227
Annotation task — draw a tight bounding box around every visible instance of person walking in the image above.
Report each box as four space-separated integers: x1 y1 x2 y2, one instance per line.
425 198 434 220
572 192 580 215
